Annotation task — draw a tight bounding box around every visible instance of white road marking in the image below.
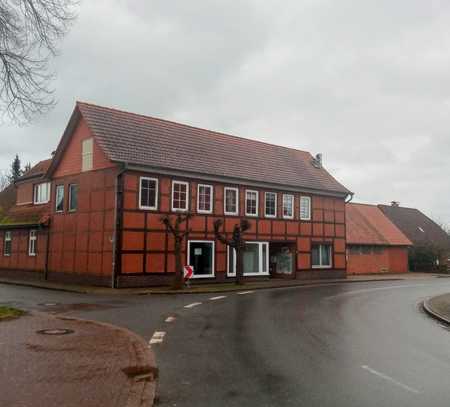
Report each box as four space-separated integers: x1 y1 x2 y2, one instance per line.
165 316 176 323
209 295 227 301
325 284 426 300
237 291 254 295
184 302 202 308
361 365 421 394
149 331 166 345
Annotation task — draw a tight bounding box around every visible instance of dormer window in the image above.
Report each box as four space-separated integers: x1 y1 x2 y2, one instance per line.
82 138 93 172
33 182 51 204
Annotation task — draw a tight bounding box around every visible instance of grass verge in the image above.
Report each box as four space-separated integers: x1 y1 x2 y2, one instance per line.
0 306 25 321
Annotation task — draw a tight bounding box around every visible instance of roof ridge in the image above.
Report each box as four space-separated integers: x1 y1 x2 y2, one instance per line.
377 204 420 211
76 101 313 156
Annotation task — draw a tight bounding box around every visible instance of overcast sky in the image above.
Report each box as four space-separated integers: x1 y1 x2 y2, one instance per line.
2 0 450 226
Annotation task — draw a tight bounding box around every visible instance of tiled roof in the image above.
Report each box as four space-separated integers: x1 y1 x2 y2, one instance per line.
1 160 52 227
17 158 52 182
76 102 351 196
346 203 412 246
378 204 450 250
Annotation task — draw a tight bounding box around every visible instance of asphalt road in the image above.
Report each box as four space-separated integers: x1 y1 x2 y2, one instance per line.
2 277 450 406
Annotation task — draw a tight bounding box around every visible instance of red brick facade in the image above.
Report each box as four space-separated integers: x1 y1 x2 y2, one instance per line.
0 105 353 287
346 246 409 274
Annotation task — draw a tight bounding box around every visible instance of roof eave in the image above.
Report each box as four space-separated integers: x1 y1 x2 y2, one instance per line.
118 161 351 198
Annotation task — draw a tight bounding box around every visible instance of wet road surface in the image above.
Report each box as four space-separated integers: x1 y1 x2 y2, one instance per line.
2 278 450 406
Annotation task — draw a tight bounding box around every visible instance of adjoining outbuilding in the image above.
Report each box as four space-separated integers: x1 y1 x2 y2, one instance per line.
378 203 450 272
346 203 412 274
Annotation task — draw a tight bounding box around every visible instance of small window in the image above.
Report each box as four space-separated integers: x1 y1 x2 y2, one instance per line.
197 184 213 213
245 190 258 216
4 231 12 256
312 244 332 268
349 246 361 255
55 185 64 212
34 182 51 204
28 230 37 256
82 138 93 172
68 184 78 212
139 177 158 210
361 246 372 254
300 196 311 220
265 192 277 218
227 242 269 276
224 187 239 215
172 181 189 211
282 194 294 219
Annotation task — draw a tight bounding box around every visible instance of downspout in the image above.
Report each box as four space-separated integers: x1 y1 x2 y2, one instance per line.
44 224 51 280
111 162 128 288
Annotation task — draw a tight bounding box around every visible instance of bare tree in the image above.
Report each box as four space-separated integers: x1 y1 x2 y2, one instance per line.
214 218 251 285
0 170 9 192
161 213 192 290
0 0 77 123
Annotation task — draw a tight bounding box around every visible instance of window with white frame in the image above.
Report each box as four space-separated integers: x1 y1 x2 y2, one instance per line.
197 184 213 213
224 187 238 215
33 182 51 204
139 177 158 210
3 231 12 256
55 185 64 212
28 230 37 256
172 181 189 211
227 242 269 276
282 194 294 219
311 244 332 268
300 196 311 220
82 138 93 172
68 184 78 212
187 240 215 278
245 190 258 216
264 192 277 218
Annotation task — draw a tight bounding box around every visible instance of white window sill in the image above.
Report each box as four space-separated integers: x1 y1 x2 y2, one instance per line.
312 265 332 269
139 205 158 211
190 274 215 279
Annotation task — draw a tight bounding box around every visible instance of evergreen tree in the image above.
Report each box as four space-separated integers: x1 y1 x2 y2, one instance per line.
9 154 22 182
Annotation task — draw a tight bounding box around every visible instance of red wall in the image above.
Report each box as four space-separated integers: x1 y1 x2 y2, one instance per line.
48 167 118 283
119 172 347 278
0 229 48 272
54 118 115 178
347 246 409 274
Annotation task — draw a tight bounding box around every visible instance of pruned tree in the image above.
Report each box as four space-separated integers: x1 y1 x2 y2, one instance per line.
161 213 192 290
0 0 77 123
214 218 251 285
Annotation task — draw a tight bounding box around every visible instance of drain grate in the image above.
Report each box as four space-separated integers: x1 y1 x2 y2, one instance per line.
36 328 74 336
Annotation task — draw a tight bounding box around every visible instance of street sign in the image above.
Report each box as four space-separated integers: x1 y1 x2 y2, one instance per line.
184 265 194 280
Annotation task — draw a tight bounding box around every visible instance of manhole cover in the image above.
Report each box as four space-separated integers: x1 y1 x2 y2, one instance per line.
36 329 74 336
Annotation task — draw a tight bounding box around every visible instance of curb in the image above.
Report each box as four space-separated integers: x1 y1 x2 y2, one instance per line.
422 298 450 325
0 276 408 295
37 311 158 407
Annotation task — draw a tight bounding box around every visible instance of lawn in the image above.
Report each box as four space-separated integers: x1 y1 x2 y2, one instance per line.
0 306 25 320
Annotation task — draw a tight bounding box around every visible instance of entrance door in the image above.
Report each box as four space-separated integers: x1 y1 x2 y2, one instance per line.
269 243 295 278
188 241 215 278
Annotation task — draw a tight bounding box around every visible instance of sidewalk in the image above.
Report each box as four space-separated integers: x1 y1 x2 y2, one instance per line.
423 293 450 324
0 272 444 295
0 312 157 407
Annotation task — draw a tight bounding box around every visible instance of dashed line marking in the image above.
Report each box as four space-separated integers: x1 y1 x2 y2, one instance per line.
209 295 227 301
149 331 166 345
184 302 202 309
237 291 254 295
361 365 421 394
165 316 176 323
